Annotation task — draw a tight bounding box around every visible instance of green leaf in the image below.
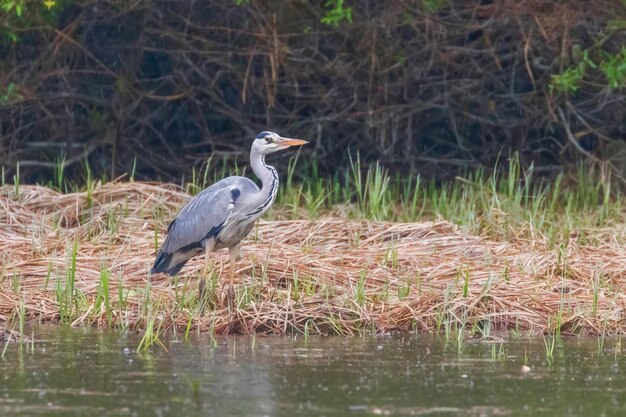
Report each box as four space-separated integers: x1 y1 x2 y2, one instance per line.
1 2 16 12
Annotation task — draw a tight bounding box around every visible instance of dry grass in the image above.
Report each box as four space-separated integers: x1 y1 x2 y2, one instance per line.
1 181 626 337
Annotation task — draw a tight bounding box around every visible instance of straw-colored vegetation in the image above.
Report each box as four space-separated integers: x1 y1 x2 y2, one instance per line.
2 159 626 347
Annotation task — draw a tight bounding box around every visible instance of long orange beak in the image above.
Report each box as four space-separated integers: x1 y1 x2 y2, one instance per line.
277 137 308 147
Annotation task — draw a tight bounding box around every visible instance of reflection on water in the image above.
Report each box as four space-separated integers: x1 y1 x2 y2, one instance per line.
0 327 624 416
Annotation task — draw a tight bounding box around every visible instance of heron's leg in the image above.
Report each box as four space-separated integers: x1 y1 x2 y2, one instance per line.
203 242 215 277
225 243 240 308
199 241 216 314
231 242 242 261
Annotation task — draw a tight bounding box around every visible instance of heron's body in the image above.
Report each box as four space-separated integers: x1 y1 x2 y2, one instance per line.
150 176 260 276
150 131 306 298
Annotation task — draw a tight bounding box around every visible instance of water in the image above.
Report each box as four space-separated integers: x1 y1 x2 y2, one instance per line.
0 327 625 416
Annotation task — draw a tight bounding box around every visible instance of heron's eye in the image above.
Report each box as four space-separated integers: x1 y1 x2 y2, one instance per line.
265 137 273 143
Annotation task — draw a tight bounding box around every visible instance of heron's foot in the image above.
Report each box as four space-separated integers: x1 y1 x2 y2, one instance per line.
225 285 236 309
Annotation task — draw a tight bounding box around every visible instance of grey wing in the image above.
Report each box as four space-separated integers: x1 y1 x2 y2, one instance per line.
160 176 259 254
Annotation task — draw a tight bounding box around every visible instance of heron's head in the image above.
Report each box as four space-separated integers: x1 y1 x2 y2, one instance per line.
252 131 308 155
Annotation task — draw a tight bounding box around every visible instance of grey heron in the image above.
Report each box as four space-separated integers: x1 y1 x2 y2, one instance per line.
150 131 308 304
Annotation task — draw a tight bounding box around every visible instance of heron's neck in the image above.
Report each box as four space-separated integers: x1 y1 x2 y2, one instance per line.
250 150 279 213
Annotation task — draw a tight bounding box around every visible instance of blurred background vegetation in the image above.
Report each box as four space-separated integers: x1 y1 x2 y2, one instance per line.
0 0 625 184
